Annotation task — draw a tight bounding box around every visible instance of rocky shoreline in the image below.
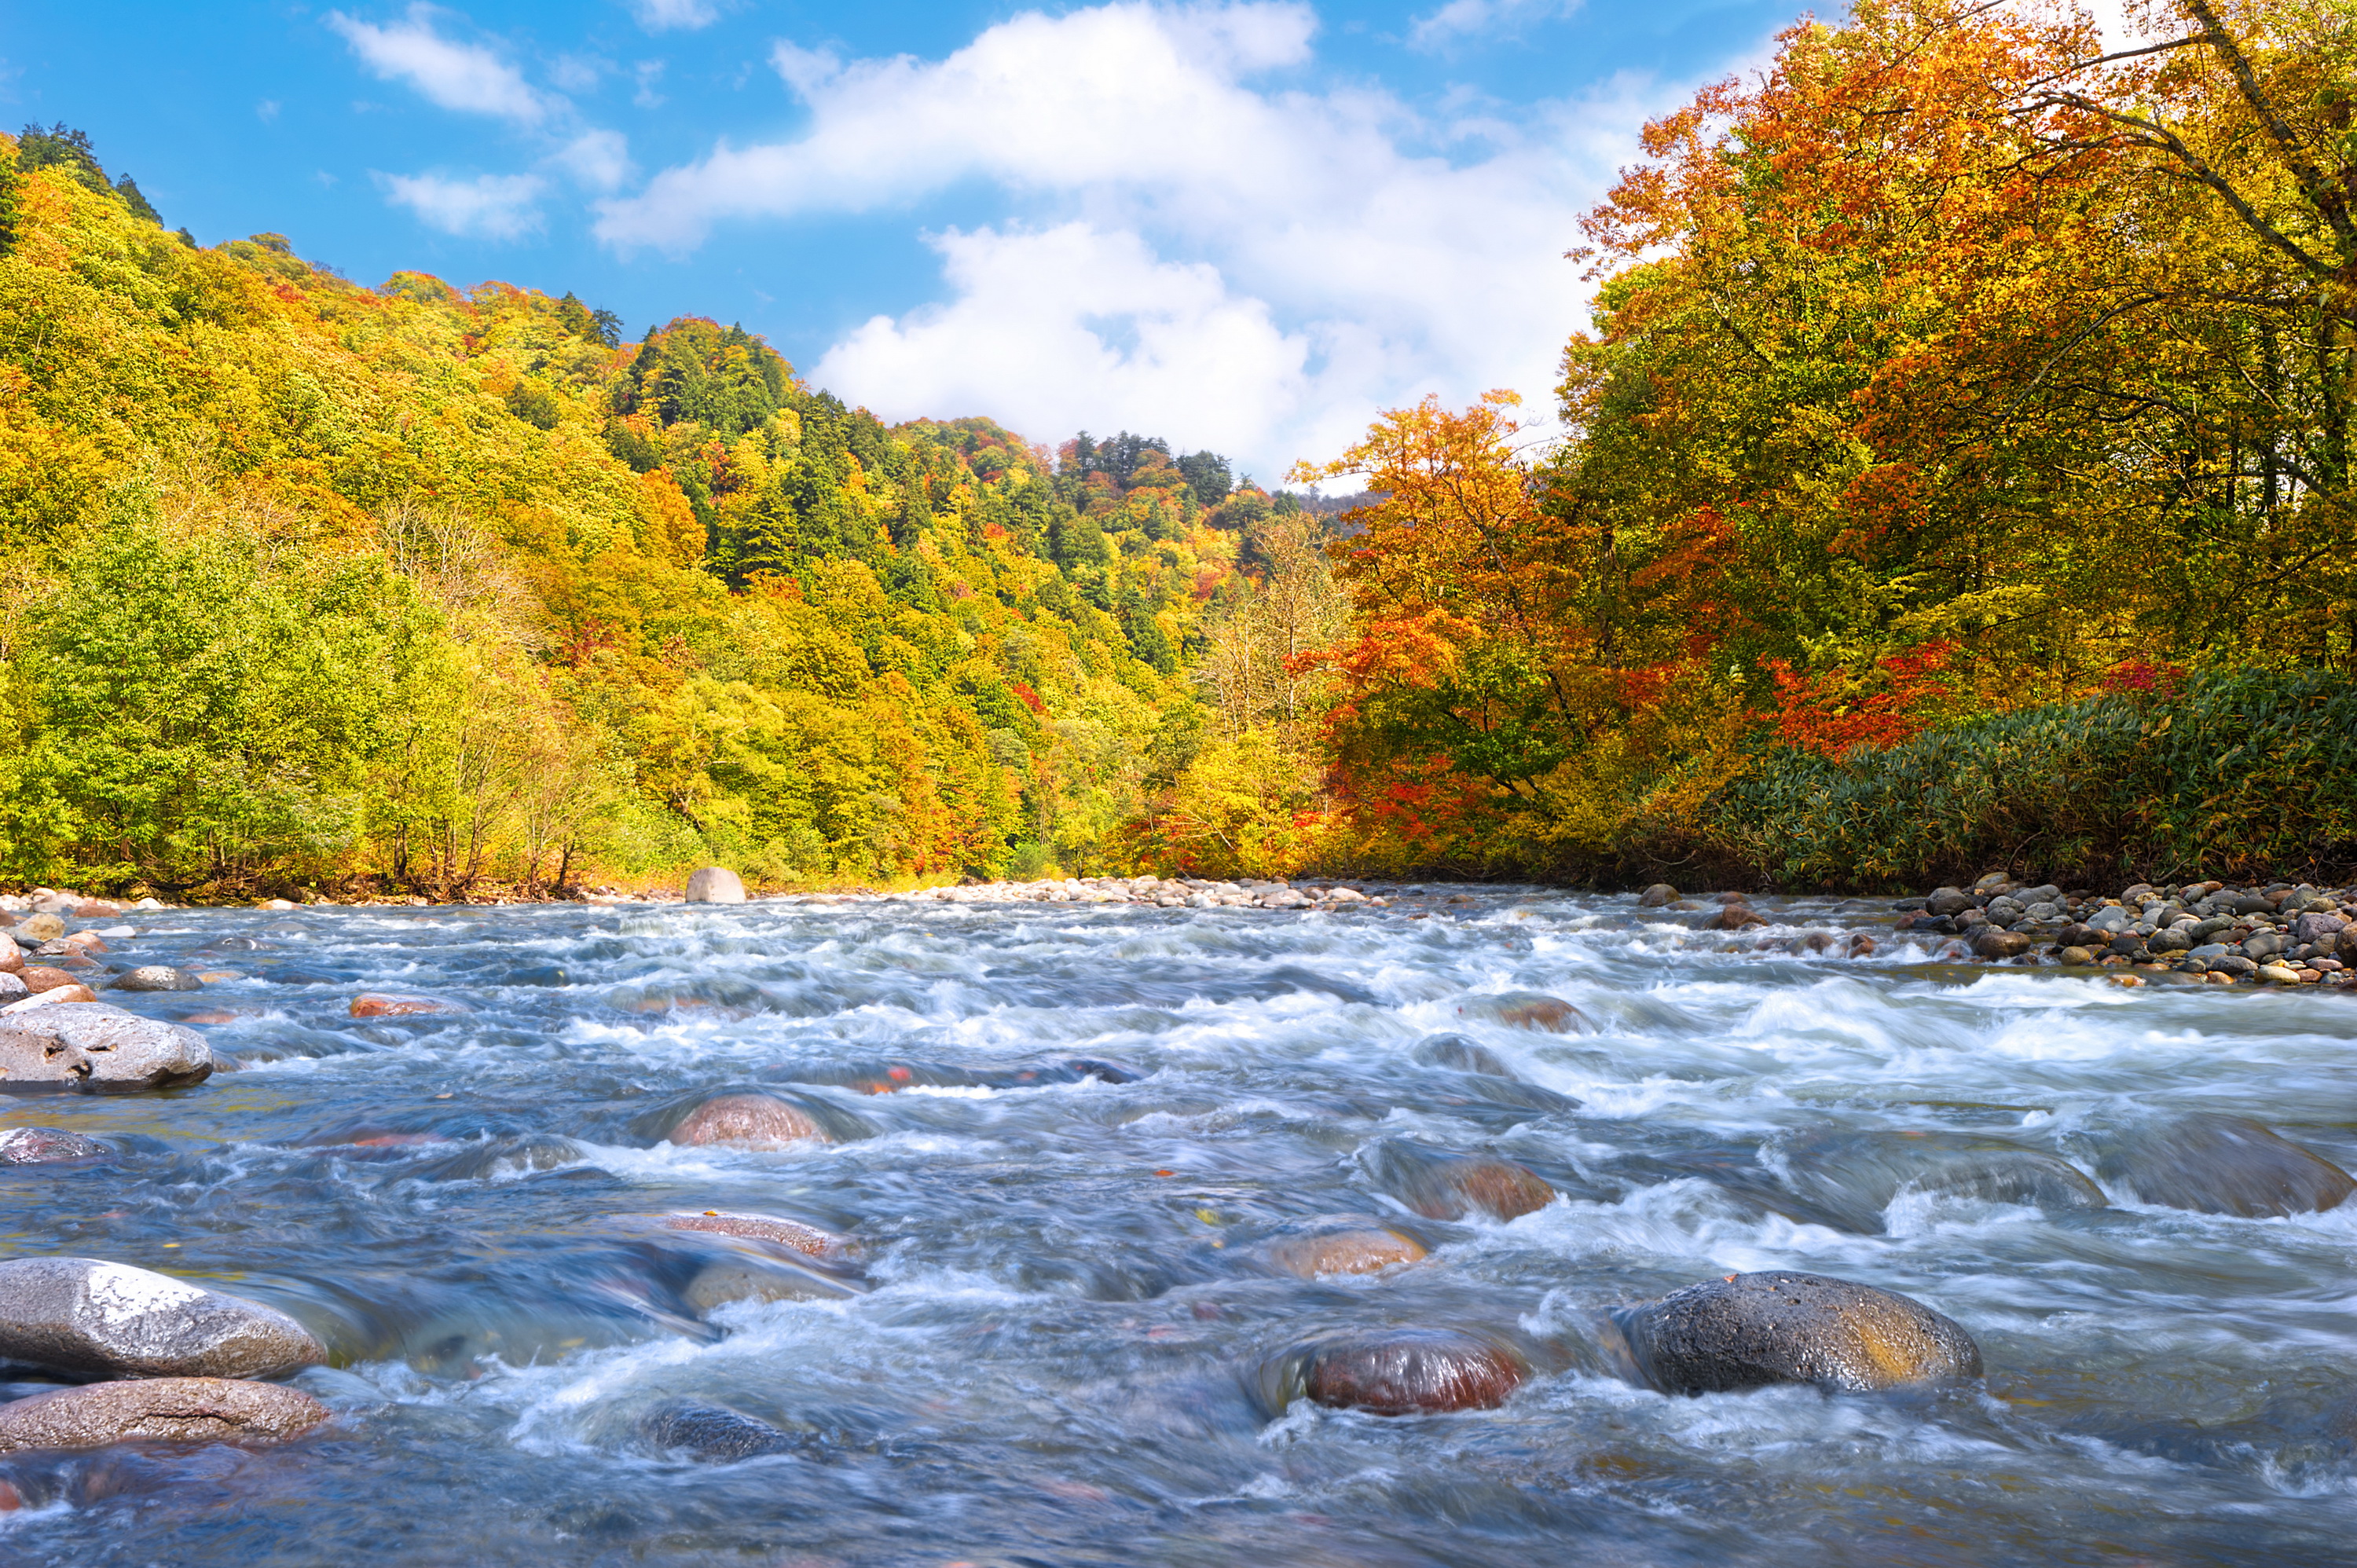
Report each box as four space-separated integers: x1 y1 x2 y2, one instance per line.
1882 872 2354 987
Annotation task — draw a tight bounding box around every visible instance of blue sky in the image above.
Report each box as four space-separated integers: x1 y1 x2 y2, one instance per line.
2 0 1802 476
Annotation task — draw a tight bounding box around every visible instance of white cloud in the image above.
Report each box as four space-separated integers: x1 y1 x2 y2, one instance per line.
382 171 547 239
815 224 1328 462
1409 0 1579 51
768 41 841 97
551 129 632 191
595 1 1708 473
632 0 720 31
328 5 552 125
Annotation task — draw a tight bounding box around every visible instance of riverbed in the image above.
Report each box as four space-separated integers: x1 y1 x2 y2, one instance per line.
5 885 2355 1566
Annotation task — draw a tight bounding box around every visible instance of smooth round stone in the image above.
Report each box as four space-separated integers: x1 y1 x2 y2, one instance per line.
12 916 64 943
1618 1270 1981 1396
0 1258 325 1379
1638 884 1678 907
350 993 467 1019
0 1377 328 1453
2094 1113 2354 1217
1259 1224 1427 1279
0 1126 108 1163
1362 1139 1555 1222
1262 1328 1530 1416
1972 929 2033 958
662 1210 842 1258
685 866 747 903
667 1094 832 1149
3 984 100 1011
640 1399 795 1460
110 966 204 993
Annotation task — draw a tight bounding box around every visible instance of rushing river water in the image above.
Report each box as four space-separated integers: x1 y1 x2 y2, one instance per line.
5 886 2357 1566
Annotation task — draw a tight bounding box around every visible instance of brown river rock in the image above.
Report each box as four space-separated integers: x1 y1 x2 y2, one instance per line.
0 1377 328 1453
350 993 467 1018
1260 1328 1530 1416
1364 1138 1556 1222
667 1094 833 1149
2093 1113 2355 1218
1259 1224 1428 1279
662 1210 844 1258
1618 1270 1982 1396
1453 991 1589 1034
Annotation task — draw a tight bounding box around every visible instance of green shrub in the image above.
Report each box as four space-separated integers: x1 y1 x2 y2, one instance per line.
1710 669 2357 889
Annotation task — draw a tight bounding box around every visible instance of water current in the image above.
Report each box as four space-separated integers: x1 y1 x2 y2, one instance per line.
5 886 2357 1566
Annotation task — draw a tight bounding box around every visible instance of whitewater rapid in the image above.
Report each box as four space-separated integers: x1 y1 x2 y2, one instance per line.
4 885 2355 1566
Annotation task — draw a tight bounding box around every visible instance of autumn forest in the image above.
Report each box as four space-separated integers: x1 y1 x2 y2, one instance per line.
1 0 2352 899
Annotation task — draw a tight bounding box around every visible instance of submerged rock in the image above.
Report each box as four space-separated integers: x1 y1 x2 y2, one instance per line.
0 1258 324 1379
667 1094 833 1150
1362 1138 1556 1222
0 1126 108 1163
0 1377 328 1453
1257 1222 1427 1280
681 1253 861 1313
685 866 747 904
640 1398 795 1460
2093 1113 2355 1217
1618 1270 1981 1395
0 1007 212 1093
1410 1034 1515 1078
1453 991 1589 1034
1777 1130 2106 1233
1259 1328 1529 1416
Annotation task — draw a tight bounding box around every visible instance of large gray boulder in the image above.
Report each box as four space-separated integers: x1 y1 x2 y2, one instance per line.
1618 1270 1981 1395
685 866 747 903
0 1005 211 1093
0 1376 328 1453
0 1258 324 1379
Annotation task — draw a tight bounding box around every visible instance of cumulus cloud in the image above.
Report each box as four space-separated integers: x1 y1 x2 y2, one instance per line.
381 170 547 238
596 1 1699 471
631 0 720 31
328 5 553 124
815 224 1332 460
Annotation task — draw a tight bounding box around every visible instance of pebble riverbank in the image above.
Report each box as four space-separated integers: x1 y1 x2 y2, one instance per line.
1878 871 2356 987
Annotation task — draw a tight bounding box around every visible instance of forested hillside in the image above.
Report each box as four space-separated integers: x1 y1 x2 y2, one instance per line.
0 121 1316 896
7 0 2349 901
1287 0 2357 888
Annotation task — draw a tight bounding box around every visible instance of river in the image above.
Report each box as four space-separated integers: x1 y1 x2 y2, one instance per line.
4 885 2355 1566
